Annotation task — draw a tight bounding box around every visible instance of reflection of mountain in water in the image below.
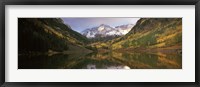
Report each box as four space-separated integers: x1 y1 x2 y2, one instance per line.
18 51 182 69
86 64 130 69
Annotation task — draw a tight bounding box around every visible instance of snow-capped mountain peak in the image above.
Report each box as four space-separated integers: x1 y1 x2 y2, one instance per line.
97 24 112 31
98 26 105 31
81 24 134 38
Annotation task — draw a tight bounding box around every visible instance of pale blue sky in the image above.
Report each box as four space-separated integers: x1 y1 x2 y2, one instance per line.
62 18 140 33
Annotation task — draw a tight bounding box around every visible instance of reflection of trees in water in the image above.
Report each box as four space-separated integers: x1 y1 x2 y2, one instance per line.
18 51 182 69
110 51 181 69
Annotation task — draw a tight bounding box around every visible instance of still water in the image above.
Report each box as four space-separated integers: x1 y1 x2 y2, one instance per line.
18 51 182 69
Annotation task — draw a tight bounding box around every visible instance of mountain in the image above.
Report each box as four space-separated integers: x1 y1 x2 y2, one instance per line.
81 24 134 38
18 18 91 53
111 18 182 52
18 18 182 55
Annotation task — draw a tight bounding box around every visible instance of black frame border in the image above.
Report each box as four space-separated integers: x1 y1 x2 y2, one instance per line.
0 0 200 87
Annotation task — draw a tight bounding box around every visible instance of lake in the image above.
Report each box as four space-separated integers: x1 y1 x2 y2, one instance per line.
18 51 182 69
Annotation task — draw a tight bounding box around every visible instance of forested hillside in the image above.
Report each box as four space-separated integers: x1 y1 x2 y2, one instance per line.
18 18 90 54
111 18 182 51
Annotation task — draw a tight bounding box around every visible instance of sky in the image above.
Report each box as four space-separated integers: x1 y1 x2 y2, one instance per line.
62 18 140 33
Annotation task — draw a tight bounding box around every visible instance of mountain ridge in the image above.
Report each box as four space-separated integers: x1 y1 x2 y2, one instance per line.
81 24 134 38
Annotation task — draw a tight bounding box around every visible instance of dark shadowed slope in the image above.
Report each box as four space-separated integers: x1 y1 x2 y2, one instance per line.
18 18 90 54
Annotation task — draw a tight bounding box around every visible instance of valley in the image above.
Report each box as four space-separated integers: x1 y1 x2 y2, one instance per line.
85 18 182 55
18 18 182 69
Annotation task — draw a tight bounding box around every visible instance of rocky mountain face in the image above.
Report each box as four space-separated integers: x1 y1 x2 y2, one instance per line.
81 24 134 38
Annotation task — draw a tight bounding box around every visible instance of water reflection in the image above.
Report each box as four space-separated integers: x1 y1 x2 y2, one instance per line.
86 64 131 69
18 51 182 69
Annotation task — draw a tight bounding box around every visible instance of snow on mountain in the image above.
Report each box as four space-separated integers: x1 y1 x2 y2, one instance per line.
115 24 134 35
81 24 134 38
